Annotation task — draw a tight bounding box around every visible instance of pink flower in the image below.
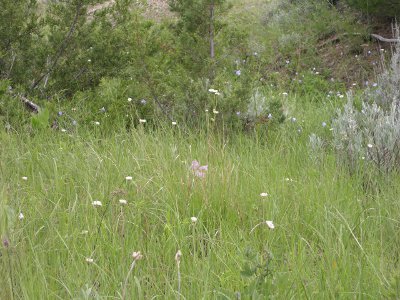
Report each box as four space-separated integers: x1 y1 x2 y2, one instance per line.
191 160 208 178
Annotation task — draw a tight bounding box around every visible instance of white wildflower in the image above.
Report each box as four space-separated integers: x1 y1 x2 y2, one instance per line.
119 199 128 205
92 200 102 207
266 220 275 229
132 251 143 261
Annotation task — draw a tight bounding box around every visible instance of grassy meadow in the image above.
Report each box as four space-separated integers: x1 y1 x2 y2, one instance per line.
1 107 400 299
2 0 400 299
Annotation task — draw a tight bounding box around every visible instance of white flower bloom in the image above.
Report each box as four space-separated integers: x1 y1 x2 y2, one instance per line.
94 121 100 125
367 144 373 148
139 119 146 123
128 97 132 102
18 212 24 220
132 251 143 260
125 176 133 181
92 200 102 207
191 216 198 224
205 109 209 112
87 59 91 62
282 92 288 96
213 109 219 114
119 199 127 205
260 193 269 197
22 176 28 181
208 88 218 94
81 230 89 235
265 220 275 229
86 257 94 263
61 128 67 132
172 121 177 125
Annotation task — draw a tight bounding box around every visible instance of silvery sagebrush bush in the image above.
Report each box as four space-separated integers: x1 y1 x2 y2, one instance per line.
331 25 400 173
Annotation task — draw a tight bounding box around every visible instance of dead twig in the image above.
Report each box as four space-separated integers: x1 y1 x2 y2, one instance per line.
371 33 400 43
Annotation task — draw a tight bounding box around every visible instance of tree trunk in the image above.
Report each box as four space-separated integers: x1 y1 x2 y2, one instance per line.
209 1 215 59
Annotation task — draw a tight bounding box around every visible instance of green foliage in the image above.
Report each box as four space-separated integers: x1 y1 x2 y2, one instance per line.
0 81 31 131
345 0 400 17
31 107 49 130
0 0 38 82
1 125 400 298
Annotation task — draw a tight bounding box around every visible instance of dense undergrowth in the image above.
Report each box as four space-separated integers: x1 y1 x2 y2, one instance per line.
0 0 386 133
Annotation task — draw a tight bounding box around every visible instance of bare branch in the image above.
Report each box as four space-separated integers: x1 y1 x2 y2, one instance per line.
371 33 400 43
8 87 40 113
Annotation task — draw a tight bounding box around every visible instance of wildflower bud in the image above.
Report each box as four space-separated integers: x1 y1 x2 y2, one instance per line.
132 251 143 261
125 176 133 181
260 193 269 197
18 212 24 220
22 176 28 181
191 217 198 224
2 238 10 248
175 250 182 263
85 257 94 263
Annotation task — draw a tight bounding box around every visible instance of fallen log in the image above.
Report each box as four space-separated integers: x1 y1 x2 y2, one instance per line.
371 33 400 43
8 87 40 113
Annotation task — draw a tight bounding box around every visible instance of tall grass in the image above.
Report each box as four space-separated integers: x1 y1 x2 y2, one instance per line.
0 118 399 298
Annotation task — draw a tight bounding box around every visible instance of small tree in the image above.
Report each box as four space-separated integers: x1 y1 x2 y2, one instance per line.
169 0 226 60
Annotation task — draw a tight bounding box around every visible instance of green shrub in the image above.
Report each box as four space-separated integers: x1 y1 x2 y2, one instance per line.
345 0 400 17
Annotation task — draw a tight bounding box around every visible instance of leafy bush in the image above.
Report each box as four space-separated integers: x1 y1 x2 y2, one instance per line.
331 27 400 173
345 0 400 18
